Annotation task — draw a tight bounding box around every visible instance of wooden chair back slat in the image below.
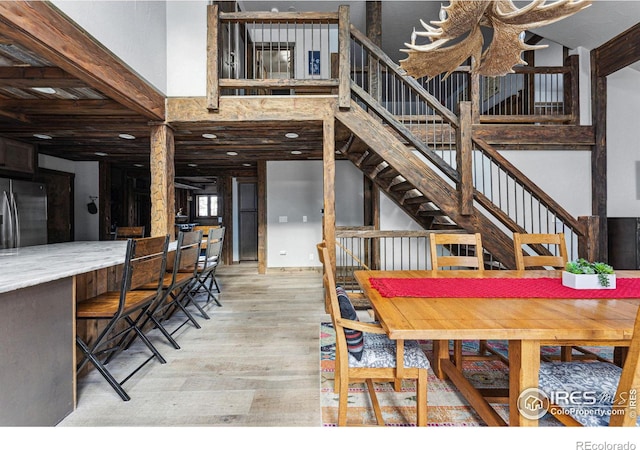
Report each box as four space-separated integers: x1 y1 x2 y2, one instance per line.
513 232 568 270
430 233 484 270
115 226 145 240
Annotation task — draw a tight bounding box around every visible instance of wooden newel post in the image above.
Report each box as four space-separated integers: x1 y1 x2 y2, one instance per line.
578 215 601 262
457 101 473 215
207 3 219 112
338 5 351 110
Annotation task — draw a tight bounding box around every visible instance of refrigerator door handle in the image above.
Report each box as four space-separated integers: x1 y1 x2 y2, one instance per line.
9 192 18 248
2 191 15 248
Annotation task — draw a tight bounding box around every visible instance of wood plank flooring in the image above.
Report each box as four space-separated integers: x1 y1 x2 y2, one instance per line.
58 263 329 426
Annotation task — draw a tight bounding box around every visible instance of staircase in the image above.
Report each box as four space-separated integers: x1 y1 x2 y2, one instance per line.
335 26 591 269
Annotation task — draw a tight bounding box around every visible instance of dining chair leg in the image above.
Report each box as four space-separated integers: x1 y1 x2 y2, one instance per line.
366 379 385 425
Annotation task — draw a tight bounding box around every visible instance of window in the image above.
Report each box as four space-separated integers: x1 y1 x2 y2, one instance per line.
196 194 218 217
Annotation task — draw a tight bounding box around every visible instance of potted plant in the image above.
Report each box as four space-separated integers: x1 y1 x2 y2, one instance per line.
562 258 616 289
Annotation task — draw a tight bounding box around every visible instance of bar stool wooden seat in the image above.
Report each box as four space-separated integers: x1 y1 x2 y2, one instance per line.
75 235 169 401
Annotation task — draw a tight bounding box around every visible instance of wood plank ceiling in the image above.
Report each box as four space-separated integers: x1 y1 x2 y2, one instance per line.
0 3 336 180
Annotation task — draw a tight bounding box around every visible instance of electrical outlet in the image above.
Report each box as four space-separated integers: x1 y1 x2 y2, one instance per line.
279 250 287 255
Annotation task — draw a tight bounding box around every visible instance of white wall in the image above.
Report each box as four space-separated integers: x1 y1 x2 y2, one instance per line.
166 1 208 96
607 67 640 217
52 0 168 93
38 155 101 241
266 160 363 268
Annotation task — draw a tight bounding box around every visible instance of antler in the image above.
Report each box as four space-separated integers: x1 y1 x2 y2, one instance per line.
399 0 592 80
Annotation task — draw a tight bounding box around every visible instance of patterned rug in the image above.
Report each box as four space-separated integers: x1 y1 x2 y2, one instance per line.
320 322 614 427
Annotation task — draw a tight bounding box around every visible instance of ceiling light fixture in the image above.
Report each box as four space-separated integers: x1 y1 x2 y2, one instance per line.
242 163 252 167
118 133 136 140
285 132 299 139
202 133 217 139
134 164 144 168
227 151 238 156
94 152 108 157
188 163 198 167
291 150 302 155
33 133 52 140
31 87 56 94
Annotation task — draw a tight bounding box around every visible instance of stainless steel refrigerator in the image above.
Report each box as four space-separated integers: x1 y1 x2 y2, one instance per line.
0 178 47 249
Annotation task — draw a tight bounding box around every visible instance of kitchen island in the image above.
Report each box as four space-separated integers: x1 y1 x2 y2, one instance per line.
0 241 129 426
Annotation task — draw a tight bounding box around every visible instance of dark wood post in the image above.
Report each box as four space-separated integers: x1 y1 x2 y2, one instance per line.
457 102 473 215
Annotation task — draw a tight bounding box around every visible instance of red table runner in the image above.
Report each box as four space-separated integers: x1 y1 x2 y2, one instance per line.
369 277 640 299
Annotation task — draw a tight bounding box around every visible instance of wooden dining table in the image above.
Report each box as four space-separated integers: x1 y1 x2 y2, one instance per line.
354 269 640 427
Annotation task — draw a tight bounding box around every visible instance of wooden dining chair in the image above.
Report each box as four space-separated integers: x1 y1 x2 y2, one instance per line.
317 241 429 426
429 232 497 365
513 232 606 363
538 304 640 427
114 226 145 240
429 232 484 271
75 235 169 401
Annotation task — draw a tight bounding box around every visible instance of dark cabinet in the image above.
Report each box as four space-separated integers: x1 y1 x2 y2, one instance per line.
608 218 640 269
0 137 35 174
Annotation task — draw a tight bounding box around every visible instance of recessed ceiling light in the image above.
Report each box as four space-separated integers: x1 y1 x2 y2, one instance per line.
188 163 198 167
202 133 217 139
134 164 144 168
285 133 299 139
227 151 238 156
31 87 56 94
242 163 252 167
94 152 108 157
118 133 136 140
291 150 302 155
33 133 52 139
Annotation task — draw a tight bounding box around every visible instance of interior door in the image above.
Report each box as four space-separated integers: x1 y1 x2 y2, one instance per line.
238 181 258 261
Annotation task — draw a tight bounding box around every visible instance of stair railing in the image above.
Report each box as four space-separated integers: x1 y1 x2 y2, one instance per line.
349 26 587 262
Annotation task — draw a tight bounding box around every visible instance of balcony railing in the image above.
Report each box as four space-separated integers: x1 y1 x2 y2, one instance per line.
209 5 579 125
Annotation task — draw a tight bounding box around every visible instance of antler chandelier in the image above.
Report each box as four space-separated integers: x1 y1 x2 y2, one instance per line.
399 0 591 79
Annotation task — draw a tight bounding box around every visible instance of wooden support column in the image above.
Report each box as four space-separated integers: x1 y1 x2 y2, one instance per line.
578 215 601 263
591 50 607 261
257 161 267 274
366 1 381 103
565 54 580 125
150 123 175 240
457 102 473 215
207 3 219 111
323 117 336 313
365 0 381 268
222 174 233 266
338 5 350 110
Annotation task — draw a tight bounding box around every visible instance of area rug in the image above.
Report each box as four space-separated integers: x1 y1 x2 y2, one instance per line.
320 323 614 427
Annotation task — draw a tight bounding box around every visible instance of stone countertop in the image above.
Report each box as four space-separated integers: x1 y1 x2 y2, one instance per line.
0 241 129 294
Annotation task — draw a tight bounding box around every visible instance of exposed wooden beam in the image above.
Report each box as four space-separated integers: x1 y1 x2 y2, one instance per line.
472 124 594 146
0 1 165 120
0 98 140 115
0 66 87 89
594 22 640 77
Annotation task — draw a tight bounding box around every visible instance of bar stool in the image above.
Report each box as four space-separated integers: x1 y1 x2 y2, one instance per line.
75 235 169 401
139 230 203 349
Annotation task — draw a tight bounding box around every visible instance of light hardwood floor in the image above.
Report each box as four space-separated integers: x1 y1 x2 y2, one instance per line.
58 263 329 426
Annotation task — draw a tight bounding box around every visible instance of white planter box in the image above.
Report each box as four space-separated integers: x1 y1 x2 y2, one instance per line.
562 271 616 289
